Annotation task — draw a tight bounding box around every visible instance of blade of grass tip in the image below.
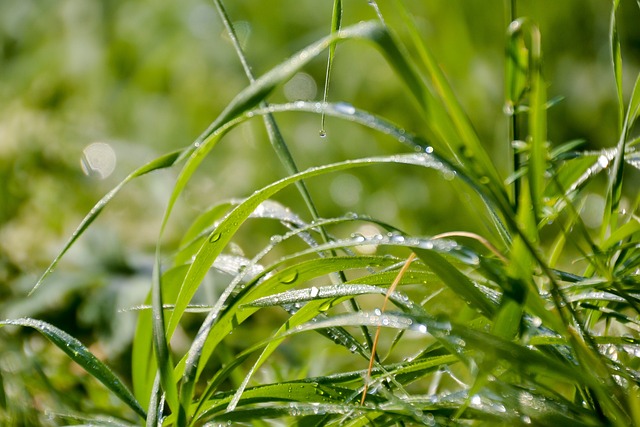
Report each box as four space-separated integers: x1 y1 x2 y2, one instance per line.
507 19 546 225
361 252 415 405
367 0 386 25
603 73 640 239
319 0 342 137
0 318 146 420
29 149 185 295
611 0 623 135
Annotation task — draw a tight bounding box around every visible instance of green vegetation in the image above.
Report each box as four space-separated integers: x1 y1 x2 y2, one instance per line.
1 1 640 425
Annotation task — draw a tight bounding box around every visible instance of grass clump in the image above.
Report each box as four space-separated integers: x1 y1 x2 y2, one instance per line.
2 1 640 426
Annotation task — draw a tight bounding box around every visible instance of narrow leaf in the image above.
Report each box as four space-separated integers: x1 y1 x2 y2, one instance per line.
0 318 146 420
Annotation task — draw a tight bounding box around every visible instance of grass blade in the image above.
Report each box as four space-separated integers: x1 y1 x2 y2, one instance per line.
0 318 146 420
319 0 342 137
29 149 184 295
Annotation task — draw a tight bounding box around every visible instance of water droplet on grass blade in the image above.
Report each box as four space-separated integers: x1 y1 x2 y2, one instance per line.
597 154 609 168
319 129 327 138
309 286 319 298
209 232 222 243
334 101 356 115
281 270 299 285
270 235 282 243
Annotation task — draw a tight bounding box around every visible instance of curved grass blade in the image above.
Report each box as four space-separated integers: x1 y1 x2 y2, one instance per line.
412 248 496 318
227 280 423 412
180 255 399 420
0 318 146 420
29 149 184 295
286 311 607 391
167 152 454 338
212 0 327 243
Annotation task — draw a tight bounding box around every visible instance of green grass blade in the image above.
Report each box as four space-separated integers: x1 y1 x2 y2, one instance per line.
319 0 342 136
29 149 184 295
603 73 640 237
526 22 546 225
395 0 505 195
180 256 397 419
412 248 496 318
0 318 146 420
151 257 179 417
145 374 162 427
610 0 623 134
167 152 459 342
212 0 326 238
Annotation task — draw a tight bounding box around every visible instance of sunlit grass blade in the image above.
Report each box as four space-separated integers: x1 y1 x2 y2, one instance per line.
151 256 179 417
286 311 613 391
167 152 458 344
603 46 640 236
212 0 327 243
228 278 425 412
29 149 184 295
179 255 399 420
412 248 496 318
610 0 623 134
319 0 342 137
132 264 190 409
0 318 146 420
395 0 506 196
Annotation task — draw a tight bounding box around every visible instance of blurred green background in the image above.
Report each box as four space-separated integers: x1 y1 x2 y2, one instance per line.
1 0 639 423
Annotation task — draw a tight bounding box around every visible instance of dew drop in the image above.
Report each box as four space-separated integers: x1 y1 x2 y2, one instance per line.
334 101 356 115
319 129 327 138
319 300 332 312
270 235 283 244
281 270 299 285
350 233 366 243
209 232 222 243
442 170 456 181
309 286 320 298
597 154 609 168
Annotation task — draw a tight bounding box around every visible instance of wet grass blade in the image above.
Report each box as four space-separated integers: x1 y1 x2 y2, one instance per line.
167 152 456 344
0 318 146 420
29 149 184 295
319 0 342 136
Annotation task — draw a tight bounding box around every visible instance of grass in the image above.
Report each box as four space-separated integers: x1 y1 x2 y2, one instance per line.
2 0 640 425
